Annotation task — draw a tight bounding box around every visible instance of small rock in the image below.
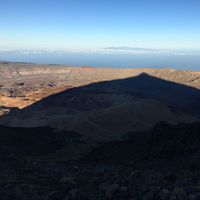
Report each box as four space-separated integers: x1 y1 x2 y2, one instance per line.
119 186 128 193
159 188 170 200
169 192 177 200
105 183 120 199
189 193 200 200
64 189 78 200
131 171 138 177
174 187 187 199
99 182 109 193
61 176 76 188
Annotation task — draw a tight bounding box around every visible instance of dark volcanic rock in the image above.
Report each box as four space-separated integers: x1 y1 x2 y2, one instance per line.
82 122 200 165
0 125 82 157
1 123 200 199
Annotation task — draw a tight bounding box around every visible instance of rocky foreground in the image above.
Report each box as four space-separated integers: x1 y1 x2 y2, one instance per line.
1 122 200 200
2 161 200 200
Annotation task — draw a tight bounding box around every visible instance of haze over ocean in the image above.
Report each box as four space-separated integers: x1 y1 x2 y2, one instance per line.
0 51 200 71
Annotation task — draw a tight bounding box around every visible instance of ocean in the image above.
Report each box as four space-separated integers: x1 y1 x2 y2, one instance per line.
0 52 200 71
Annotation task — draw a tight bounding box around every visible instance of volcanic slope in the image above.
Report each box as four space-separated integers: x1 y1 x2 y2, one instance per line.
1 65 200 143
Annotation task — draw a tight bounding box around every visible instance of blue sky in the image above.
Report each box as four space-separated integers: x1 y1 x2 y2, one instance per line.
0 0 200 51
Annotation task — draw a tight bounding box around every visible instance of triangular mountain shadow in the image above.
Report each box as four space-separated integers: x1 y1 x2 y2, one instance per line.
0 73 200 138
78 73 200 113
2 73 200 113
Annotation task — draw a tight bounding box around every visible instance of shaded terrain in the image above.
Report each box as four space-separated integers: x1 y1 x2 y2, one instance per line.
0 126 83 158
1 123 200 199
84 122 200 165
0 62 200 199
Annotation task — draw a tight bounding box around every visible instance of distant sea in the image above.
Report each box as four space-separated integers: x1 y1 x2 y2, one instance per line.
0 52 200 71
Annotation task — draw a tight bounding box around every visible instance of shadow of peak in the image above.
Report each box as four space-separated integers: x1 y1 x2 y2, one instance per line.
86 72 194 89
131 72 155 78
1 72 200 129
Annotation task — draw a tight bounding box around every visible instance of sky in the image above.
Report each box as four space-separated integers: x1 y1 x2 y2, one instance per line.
0 0 200 51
